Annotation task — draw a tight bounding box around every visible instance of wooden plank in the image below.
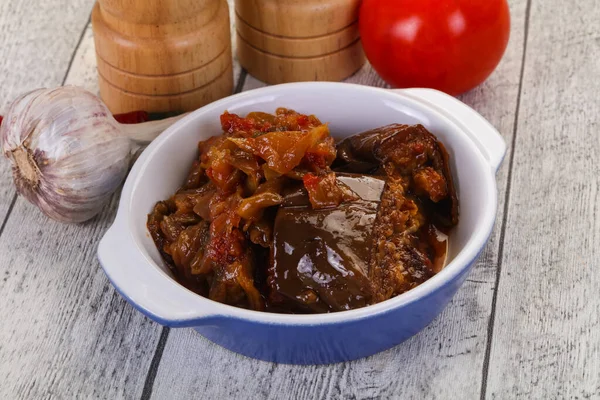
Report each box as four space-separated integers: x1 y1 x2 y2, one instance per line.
149 1 527 398
0 2 247 398
228 0 242 84
63 25 100 95
0 196 165 399
484 1 600 398
0 5 163 400
0 0 93 226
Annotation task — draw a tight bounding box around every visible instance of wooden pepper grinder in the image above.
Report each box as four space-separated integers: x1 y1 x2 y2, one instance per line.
92 0 233 113
235 0 365 84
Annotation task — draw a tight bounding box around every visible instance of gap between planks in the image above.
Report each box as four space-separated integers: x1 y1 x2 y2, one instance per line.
0 13 90 243
0 0 525 397
479 1 533 399
146 1 528 392
0 4 242 397
146 51 526 400
0 0 243 395
0 0 241 243
139 67 248 400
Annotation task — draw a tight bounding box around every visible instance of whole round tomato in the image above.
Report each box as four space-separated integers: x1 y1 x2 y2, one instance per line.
359 0 510 95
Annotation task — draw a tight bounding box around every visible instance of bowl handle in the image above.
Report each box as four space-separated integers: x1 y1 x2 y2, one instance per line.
97 221 219 327
395 88 507 172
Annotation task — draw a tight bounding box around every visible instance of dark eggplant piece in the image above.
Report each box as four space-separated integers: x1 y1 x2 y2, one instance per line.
270 201 377 312
334 124 409 173
334 124 458 303
334 124 458 227
268 174 386 313
281 173 386 207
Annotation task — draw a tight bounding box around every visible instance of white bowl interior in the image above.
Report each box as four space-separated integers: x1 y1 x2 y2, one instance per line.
127 85 492 297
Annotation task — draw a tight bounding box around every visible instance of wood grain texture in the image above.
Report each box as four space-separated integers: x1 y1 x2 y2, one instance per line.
92 0 234 113
234 0 360 38
66 7 242 99
0 1 244 397
96 46 233 95
98 60 234 113
228 0 242 84
0 196 165 400
99 0 217 25
148 1 528 398
0 4 167 399
236 16 359 57
65 0 242 98
485 1 600 398
236 32 365 84
63 25 102 96
92 0 229 75
0 0 94 225
5 0 598 399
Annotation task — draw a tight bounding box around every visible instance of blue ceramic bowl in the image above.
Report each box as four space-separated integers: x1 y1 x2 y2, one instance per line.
98 83 505 365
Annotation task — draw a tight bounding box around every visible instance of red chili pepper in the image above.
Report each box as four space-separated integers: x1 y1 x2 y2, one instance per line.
303 173 320 190
1 113 145 127
1 110 181 127
113 110 150 124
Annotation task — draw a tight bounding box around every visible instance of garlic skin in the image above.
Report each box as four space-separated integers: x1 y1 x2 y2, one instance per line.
1 86 132 223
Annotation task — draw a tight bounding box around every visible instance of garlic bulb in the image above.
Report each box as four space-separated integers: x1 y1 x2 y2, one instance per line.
0 86 184 223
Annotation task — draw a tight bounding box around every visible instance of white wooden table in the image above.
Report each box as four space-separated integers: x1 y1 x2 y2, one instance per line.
1 1 599 398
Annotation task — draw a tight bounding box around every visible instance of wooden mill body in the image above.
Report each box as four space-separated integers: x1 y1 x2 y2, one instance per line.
234 0 365 84
92 0 233 113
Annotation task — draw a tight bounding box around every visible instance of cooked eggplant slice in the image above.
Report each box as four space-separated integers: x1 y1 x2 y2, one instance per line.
148 110 459 314
334 124 458 227
269 174 385 312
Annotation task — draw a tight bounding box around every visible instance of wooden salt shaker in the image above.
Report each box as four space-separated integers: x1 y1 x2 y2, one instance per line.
235 0 365 84
92 0 233 113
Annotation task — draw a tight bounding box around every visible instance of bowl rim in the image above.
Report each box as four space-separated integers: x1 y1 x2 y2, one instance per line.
103 82 501 326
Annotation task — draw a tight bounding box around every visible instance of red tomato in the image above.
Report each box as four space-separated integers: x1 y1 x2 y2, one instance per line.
359 0 510 95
